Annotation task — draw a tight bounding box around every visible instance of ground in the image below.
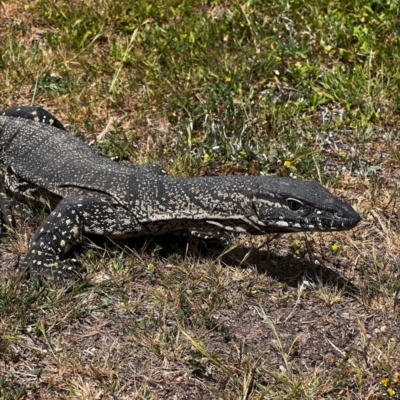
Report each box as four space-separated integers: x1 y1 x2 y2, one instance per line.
0 1 399 399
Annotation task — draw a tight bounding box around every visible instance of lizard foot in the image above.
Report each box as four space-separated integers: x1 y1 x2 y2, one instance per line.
18 253 83 282
190 229 232 246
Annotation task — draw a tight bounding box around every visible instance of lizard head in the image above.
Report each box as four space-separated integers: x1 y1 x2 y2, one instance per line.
250 177 360 233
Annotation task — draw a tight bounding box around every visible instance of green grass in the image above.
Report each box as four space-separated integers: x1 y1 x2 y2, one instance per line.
0 0 400 398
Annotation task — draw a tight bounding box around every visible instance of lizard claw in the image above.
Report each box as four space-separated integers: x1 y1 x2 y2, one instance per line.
18 255 84 282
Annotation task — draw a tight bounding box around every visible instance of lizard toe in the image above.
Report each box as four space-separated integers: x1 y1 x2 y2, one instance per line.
19 255 84 282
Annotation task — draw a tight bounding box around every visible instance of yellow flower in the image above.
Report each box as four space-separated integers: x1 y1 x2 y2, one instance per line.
204 153 212 163
338 150 345 158
275 56 282 62
387 388 396 397
294 61 302 69
225 76 231 83
283 160 291 168
324 45 332 52
331 243 339 252
382 378 390 387
147 263 155 276
240 150 247 157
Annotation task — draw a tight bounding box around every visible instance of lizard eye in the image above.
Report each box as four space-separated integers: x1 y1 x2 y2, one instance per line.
287 198 303 211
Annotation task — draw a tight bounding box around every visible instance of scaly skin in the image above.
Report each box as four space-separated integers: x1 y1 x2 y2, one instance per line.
0 107 360 281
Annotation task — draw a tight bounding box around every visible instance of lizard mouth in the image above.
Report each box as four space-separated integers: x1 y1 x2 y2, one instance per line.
261 211 361 233
310 213 361 231
330 207 361 230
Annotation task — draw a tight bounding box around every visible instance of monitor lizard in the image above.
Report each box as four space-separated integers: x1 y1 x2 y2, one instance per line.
0 106 360 281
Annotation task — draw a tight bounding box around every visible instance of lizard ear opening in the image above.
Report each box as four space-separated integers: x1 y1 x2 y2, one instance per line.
286 198 303 211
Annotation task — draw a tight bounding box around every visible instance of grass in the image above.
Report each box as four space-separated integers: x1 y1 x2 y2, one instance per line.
0 0 399 398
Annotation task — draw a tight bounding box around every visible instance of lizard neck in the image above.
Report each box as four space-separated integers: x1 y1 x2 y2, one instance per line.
130 176 257 234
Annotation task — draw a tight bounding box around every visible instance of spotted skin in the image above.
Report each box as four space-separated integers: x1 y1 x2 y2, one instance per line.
0 106 65 130
0 107 360 281
20 196 140 279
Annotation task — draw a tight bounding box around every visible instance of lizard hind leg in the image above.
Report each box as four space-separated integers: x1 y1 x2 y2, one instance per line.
20 195 140 282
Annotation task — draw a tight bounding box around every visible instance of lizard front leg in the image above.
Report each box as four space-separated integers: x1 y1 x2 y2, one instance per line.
0 165 13 235
20 196 140 281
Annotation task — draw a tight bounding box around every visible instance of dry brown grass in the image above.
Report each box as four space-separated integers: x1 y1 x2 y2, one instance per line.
1 0 400 399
